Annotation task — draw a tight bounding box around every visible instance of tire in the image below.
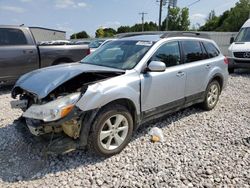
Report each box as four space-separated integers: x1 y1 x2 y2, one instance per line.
88 104 133 157
228 68 234 74
201 80 221 111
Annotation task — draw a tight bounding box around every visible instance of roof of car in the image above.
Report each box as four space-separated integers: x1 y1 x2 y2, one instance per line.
118 32 211 42
119 34 162 42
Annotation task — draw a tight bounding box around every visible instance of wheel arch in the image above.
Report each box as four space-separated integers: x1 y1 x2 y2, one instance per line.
209 73 224 93
52 57 74 65
97 98 139 130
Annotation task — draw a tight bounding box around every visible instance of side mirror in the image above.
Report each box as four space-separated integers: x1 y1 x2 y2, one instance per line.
147 61 166 72
230 37 234 44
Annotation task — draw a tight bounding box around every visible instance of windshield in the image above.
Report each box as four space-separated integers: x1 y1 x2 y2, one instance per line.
235 27 250 42
81 40 153 70
89 40 105 48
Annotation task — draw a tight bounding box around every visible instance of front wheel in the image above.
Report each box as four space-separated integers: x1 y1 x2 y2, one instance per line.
88 104 133 157
201 80 221 111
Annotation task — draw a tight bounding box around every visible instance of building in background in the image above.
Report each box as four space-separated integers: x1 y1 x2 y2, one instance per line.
29 27 66 42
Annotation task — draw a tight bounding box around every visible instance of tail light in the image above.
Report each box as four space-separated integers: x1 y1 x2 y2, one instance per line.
224 57 229 64
86 48 91 55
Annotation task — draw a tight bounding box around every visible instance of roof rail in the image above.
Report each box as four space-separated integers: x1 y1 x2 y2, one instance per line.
116 31 164 38
115 31 211 39
160 31 210 39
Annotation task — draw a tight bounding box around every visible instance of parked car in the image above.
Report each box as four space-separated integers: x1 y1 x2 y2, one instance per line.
11 32 228 157
228 19 250 73
0 25 90 84
73 40 91 45
89 39 115 53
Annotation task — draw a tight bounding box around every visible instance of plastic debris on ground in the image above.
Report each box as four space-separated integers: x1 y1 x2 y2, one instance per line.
149 127 165 143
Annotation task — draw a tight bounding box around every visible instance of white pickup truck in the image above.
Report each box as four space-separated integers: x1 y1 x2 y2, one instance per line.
228 19 250 73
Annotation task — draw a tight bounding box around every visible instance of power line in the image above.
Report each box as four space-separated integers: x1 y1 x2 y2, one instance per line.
139 12 148 31
187 0 200 7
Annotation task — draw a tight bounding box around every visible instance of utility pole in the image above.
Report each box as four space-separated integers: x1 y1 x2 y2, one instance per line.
139 12 148 31
165 3 171 31
158 0 163 31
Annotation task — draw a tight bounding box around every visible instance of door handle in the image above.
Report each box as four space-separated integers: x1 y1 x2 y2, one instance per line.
205 64 211 69
176 71 185 77
23 50 34 54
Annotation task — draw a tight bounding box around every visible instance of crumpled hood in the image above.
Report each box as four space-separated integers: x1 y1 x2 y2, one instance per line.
12 62 125 99
229 42 250 52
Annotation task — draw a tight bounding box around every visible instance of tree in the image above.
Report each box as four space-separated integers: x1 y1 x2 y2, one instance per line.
199 0 250 31
103 28 116 37
95 28 105 38
161 7 190 31
70 31 89 39
117 26 131 33
199 10 219 31
180 7 190 31
95 28 116 38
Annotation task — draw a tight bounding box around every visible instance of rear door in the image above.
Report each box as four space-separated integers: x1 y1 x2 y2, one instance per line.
141 41 186 118
0 28 39 83
180 40 210 103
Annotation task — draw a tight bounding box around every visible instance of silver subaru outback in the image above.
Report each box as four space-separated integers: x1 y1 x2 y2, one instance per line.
11 32 228 156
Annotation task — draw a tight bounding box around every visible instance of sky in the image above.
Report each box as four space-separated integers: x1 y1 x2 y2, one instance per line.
0 0 240 38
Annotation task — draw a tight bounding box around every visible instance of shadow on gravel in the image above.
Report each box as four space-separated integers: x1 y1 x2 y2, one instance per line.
0 85 12 95
230 68 250 76
0 105 205 183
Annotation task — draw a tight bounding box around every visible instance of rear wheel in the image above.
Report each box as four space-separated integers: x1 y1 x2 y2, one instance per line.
201 80 221 111
88 104 133 157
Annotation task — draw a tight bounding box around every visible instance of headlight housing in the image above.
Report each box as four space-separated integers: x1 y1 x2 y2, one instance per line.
23 92 81 122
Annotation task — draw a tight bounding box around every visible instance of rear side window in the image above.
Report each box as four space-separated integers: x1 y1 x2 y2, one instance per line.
151 41 181 67
182 40 204 63
203 42 220 58
0 28 27 45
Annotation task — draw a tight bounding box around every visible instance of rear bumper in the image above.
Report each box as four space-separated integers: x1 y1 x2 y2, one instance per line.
228 57 250 69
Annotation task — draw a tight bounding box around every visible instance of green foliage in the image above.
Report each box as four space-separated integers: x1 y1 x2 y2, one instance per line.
117 26 131 33
70 31 89 39
161 7 190 31
200 0 250 31
95 28 116 38
116 22 158 33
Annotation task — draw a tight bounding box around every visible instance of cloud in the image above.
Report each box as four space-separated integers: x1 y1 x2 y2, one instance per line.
101 21 121 29
0 5 25 13
190 13 206 20
55 0 87 9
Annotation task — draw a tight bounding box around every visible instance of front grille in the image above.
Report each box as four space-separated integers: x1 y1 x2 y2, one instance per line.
234 52 250 58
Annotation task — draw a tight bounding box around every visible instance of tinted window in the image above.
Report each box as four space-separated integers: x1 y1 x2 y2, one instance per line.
151 41 181 67
182 41 204 63
0 28 27 45
203 42 220 58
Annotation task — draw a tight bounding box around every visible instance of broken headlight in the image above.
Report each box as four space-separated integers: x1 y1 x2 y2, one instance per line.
23 92 81 122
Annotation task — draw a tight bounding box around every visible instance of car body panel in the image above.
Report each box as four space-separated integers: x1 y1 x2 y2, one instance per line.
140 65 186 112
76 70 141 114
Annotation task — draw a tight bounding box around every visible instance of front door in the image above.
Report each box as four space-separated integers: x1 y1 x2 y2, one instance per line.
140 41 186 118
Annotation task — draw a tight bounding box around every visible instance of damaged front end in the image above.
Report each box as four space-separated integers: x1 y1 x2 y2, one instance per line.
11 64 125 154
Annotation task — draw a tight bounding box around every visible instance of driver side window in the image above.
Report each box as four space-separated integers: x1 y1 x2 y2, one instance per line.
151 41 181 67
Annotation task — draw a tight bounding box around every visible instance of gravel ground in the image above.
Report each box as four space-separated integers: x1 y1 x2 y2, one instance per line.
0 72 249 188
